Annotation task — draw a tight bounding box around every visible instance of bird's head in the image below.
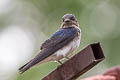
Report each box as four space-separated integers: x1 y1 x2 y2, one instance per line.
62 14 79 28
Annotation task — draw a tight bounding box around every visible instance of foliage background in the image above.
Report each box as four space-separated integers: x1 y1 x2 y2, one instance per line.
0 0 120 80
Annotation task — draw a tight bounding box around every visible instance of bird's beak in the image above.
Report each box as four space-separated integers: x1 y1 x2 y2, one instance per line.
64 19 71 23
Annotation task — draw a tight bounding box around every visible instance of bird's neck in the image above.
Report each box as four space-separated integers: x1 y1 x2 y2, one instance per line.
61 24 79 29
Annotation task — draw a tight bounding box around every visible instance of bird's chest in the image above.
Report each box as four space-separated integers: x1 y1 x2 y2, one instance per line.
54 32 81 57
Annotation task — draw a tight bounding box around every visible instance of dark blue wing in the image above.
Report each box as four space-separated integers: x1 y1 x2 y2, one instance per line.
40 27 78 50
19 27 79 73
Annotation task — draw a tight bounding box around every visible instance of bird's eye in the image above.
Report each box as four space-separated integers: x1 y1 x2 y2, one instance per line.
70 16 75 21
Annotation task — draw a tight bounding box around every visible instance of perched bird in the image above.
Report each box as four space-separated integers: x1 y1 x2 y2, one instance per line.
19 14 81 73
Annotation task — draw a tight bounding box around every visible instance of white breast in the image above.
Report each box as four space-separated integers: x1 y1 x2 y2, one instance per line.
55 30 81 58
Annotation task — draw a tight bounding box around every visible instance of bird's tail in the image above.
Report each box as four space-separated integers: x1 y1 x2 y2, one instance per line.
18 50 46 74
19 60 32 74
18 48 55 74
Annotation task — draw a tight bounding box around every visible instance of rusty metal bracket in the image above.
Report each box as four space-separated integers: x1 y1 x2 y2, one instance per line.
41 42 105 80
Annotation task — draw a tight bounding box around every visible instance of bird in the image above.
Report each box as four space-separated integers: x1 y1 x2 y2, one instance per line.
19 14 81 74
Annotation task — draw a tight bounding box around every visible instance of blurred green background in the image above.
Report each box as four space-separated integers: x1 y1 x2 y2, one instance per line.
0 0 120 80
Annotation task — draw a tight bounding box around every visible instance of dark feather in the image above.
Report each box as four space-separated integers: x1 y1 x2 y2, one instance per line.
19 27 79 73
19 60 32 74
40 27 78 49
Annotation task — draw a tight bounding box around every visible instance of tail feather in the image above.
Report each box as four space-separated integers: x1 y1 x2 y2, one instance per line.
19 60 32 74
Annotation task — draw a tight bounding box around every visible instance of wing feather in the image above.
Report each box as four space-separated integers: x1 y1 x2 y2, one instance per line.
40 27 78 50
19 27 79 73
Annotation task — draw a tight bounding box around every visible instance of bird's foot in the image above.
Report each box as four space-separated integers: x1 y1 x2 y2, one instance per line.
65 56 70 60
57 60 63 65
56 60 63 68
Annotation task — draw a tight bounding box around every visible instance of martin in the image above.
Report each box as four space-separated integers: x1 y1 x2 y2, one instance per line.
19 14 81 73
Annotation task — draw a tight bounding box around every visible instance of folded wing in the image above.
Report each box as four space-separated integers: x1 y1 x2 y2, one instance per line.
19 27 79 73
